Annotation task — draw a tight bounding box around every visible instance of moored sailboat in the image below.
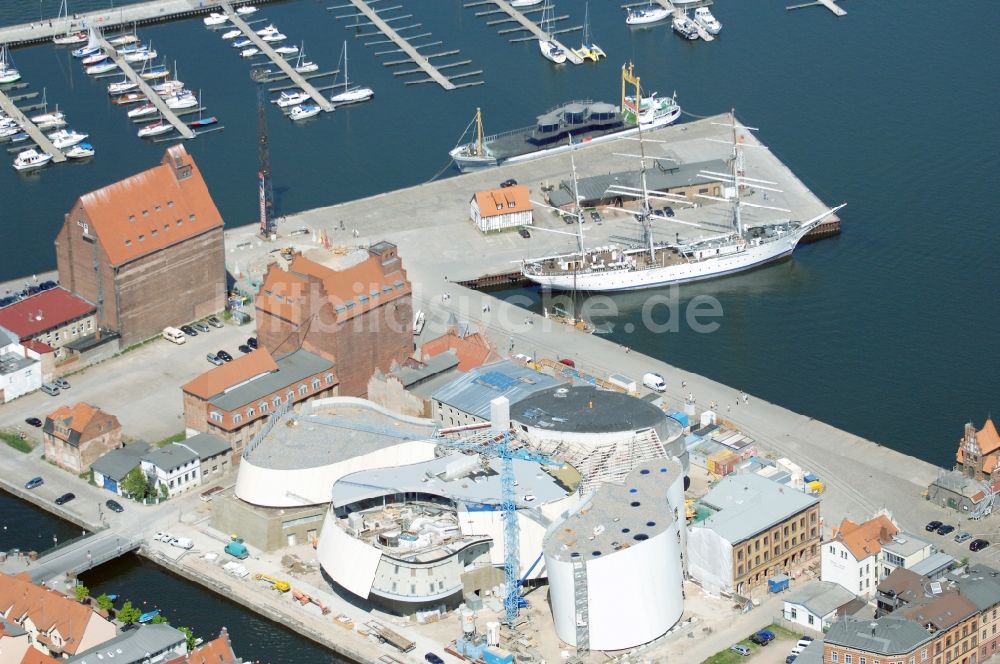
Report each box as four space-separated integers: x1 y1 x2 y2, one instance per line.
537 3 567 64
0 46 22 85
329 41 373 106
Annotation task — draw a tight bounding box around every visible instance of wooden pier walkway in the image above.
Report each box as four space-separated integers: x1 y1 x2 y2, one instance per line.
220 1 334 110
346 0 456 90
97 37 195 139
786 0 847 16
483 0 583 65
0 89 66 162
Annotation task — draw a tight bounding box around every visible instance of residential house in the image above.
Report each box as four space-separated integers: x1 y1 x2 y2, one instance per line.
469 185 533 233
824 615 935 664
91 441 151 495
20 649 61 664
0 327 42 403
165 627 240 664
55 145 226 347
42 403 122 475
687 473 821 596
1 618 31 664
0 572 116 659
956 418 1000 482
420 319 498 372
182 348 336 459
823 511 904 597
254 243 412 397
0 288 96 361
68 624 186 664
431 360 564 428
140 434 231 498
928 418 1000 514
781 580 859 631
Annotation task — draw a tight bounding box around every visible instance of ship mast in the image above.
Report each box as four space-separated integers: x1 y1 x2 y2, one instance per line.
569 137 585 254
636 121 656 260
730 108 745 237
475 107 484 157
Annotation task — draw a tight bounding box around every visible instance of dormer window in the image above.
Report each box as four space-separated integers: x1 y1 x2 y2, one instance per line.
138 234 145 241
125 239 132 247
154 205 161 213
167 200 174 208
128 214 135 222
188 213 196 221
142 209 149 217
151 229 158 237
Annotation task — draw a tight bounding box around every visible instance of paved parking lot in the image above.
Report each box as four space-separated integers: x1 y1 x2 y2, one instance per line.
0 318 255 444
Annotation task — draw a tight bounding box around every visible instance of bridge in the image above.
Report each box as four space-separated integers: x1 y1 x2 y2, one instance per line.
1 530 140 588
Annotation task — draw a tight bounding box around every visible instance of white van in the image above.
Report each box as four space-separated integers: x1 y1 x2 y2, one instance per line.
169 537 194 550
643 372 666 392
162 327 186 345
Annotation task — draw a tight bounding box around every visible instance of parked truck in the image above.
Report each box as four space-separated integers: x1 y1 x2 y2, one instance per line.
608 373 637 393
224 536 249 559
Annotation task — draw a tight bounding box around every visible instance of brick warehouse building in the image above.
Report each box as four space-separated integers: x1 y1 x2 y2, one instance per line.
54 145 226 347
254 243 413 397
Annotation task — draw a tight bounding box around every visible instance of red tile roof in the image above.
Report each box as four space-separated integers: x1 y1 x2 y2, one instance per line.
831 515 899 560
0 288 95 340
473 185 532 218
182 348 279 400
22 339 55 354
165 631 238 664
0 572 106 656
75 145 223 267
45 402 100 435
20 650 61 664
422 328 496 372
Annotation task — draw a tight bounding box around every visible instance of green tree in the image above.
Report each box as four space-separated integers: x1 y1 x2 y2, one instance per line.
73 584 89 603
159 482 169 499
177 626 197 651
95 594 114 612
120 467 151 500
149 614 168 624
118 601 141 627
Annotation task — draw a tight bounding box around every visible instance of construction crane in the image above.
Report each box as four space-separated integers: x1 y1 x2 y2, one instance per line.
251 70 276 239
254 573 291 592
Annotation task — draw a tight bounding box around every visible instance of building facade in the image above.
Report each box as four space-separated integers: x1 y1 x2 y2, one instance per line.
825 615 935 664
822 512 900 598
469 185 533 233
42 403 122 475
139 434 231 498
254 243 412 398
956 419 1000 482
0 288 96 360
55 145 226 347
182 348 336 460
0 327 42 403
781 580 858 632
687 474 821 596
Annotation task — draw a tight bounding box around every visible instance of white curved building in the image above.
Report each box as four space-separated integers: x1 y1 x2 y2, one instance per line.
544 457 685 651
511 385 687 490
234 397 440 507
317 450 580 614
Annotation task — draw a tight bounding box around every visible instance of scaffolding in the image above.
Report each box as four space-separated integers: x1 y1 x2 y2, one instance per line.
533 427 666 493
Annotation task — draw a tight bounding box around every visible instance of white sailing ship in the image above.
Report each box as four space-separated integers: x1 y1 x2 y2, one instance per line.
625 6 670 25
329 41 373 106
520 115 846 291
538 4 567 64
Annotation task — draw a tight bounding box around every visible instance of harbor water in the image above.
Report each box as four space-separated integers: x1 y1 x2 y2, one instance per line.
0 3 997 480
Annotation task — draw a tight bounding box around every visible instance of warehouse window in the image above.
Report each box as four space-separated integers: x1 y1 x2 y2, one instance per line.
299 384 308 396
325 373 334 385
247 407 255 418
233 413 243 424
259 402 268 413
210 412 222 422
286 390 294 402
312 378 320 390
273 396 281 408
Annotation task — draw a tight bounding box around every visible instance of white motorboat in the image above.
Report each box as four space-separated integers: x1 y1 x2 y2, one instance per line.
236 5 258 15
81 51 108 65
166 93 197 110
137 121 173 137
36 116 67 130
255 24 279 36
108 32 139 47
30 110 65 127
261 32 287 43
115 42 145 55
232 38 253 48
127 103 157 118
0 46 22 85
274 45 298 56
108 79 139 95
295 60 319 74
203 12 228 26
510 0 543 6
47 129 88 148
0 125 21 138
329 41 374 105
222 29 242 40
625 6 670 25
152 80 184 94
289 104 321 121
672 14 700 39
537 4 567 64
240 48 260 58
125 48 157 63
65 142 94 159
693 7 722 35
86 60 118 75
12 149 52 172
275 90 310 108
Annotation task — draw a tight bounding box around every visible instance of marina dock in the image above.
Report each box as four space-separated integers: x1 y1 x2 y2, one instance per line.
220 1 335 111
344 0 457 90
476 0 584 65
97 36 196 139
623 0 716 41
786 0 848 16
0 88 66 162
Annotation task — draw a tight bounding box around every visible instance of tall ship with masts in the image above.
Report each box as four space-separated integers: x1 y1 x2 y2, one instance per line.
520 114 845 292
449 63 680 172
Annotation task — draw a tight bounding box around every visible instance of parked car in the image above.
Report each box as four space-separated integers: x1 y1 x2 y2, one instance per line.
796 639 814 649
40 382 61 396
207 316 224 329
53 378 70 390
518 228 531 239
925 520 943 531
499 178 517 188
206 353 223 366
798 636 814 642
955 531 972 543
39 280 58 291
180 325 198 337
730 645 751 657
106 499 124 513
247 337 258 349
217 350 233 362
750 630 775 645
155 531 172 542
25 417 42 427
193 321 210 333
936 524 955 536
424 654 445 664
563 214 575 225
590 210 602 223
971 539 991 552
786 657 798 664
24 477 44 490
238 344 253 354
54 492 75 506
663 206 675 217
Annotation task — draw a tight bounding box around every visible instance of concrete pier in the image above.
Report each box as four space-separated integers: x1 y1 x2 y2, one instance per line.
220 1 335 112
787 0 848 16
346 0 457 90
481 0 584 65
0 89 66 162
97 37 196 139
